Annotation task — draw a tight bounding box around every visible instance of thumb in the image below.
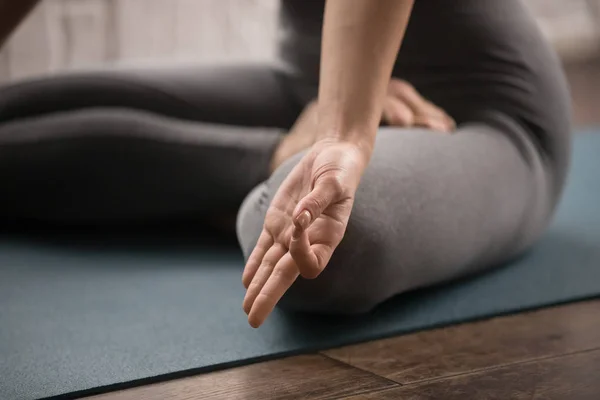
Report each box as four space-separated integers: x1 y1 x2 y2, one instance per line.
292 178 339 230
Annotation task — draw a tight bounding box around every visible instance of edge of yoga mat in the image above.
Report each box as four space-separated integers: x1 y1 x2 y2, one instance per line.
37 304 597 400
4 128 600 400
44 298 600 400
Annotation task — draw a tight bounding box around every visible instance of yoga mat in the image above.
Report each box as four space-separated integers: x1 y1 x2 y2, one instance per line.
2 130 600 400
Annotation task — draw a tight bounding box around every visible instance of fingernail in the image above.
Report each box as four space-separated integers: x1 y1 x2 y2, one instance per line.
297 210 312 230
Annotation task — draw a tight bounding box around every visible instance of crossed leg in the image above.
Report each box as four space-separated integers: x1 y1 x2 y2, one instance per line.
237 112 556 314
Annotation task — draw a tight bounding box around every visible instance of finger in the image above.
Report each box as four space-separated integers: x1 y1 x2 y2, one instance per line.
290 226 332 279
242 231 274 289
389 80 455 130
388 80 428 112
292 179 341 229
444 113 457 131
422 101 451 120
290 226 317 275
421 102 457 131
382 96 414 127
243 244 286 315
248 253 300 328
413 114 453 133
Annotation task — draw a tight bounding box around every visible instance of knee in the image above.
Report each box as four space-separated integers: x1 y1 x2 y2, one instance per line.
237 182 392 315
278 214 392 315
237 152 394 316
278 282 385 315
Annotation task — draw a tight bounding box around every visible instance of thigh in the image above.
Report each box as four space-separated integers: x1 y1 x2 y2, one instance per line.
237 114 558 313
0 63 302 128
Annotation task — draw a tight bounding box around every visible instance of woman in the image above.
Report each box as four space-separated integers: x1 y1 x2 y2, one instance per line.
0 1 571 328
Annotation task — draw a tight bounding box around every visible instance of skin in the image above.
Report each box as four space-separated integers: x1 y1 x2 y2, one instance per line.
243 0 419 328
271 79 455 173
0 0 454 328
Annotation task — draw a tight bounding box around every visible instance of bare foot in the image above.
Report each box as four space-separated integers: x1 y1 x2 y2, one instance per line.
382 79 456 132
269 80 455 174
270 101 319 173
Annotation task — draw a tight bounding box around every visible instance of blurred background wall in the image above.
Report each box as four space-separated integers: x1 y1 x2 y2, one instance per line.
0 0 599 82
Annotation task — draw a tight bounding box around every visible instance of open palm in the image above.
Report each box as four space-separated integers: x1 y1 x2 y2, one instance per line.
242 139 368 327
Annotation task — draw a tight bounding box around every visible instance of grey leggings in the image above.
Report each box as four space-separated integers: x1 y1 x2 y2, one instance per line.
0 63 562 314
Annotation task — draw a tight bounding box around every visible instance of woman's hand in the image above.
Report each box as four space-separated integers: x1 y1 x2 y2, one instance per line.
382 79 455 132
242 0 418 328
242 138 368 328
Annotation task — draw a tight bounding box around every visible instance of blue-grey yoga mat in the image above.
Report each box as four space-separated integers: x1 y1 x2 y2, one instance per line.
2 130 600 400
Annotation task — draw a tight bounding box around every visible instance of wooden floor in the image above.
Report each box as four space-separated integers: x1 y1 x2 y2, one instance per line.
88 300 600 400
86 59 600 400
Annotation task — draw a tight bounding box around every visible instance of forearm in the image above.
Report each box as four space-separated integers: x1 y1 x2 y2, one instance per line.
0 0 39 49
317 0 414 155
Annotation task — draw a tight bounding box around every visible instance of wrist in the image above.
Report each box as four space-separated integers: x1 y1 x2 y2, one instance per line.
316 129 375 161
315 101 380 159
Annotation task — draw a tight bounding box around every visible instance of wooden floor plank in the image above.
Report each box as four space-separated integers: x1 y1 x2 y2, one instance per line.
85 355 397 400
323 300 600 385
342 349 600 400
